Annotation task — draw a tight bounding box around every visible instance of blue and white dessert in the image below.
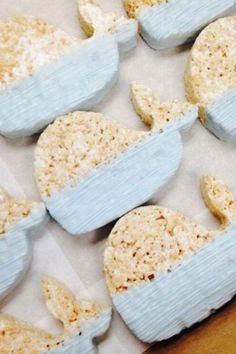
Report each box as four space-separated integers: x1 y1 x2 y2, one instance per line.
104 176 236 342
124 0 236 49
0 276 111 354
78 0 138 53
0 187 48 300
186 16 236 142
34 83 197 235
0 1 137 139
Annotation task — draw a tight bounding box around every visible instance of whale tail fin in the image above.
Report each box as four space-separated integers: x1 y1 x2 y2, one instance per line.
0 277 111 353
77 0 137 53
130 82 197 134
0 186 46 236
41 276 79 335
41 276 111 336
201 176 236 228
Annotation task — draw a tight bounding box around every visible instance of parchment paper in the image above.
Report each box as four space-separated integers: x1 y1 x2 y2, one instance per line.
1 1 236 353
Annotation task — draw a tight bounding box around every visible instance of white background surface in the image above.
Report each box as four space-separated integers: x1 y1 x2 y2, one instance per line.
1 1 236 353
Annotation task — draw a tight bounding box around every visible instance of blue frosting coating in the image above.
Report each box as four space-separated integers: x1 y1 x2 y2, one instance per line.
0 204 48 300
0 35 119 138
158 106 198 134
44 107 197 236
206 89 236 142
47 309 111 354
0 231 32 301
113 225 236 343
138 0 236 49
45 130 183 236
114 21 138 53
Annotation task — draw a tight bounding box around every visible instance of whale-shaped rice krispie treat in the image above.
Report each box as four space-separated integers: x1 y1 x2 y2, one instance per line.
0 276 111 354
78 0 137 53
0 187 48 300
185 16 236 142
104 176 236 342
123 0 236 49
34 83 198 235
0 1 137 139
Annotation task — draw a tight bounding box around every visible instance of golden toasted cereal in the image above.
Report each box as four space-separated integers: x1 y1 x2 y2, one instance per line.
34 111 146 198
0 277 111 353
104 176 235 293
185 16 236 123
0 187 38 235
123 0 168 19
0 16 79 90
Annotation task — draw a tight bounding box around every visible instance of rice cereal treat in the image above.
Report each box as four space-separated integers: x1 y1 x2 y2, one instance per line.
0 187 48 300
34 83 198 235
123 0 236 49
104 176 236 343
186 16 236 142
0 276 111 354
0 0 137 138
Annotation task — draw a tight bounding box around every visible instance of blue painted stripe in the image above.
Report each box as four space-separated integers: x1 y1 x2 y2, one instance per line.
139 0 236 49
114 21 138 53
0 204 47 300
0 35 119 138
206 89 236 142
45 130 183 235
113 225 236 342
